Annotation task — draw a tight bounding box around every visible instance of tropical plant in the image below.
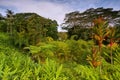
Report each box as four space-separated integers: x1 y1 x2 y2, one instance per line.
92 17 109 52
107 27 120 64
87 47 102 68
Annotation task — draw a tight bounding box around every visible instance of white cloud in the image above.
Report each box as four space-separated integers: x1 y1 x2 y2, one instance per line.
0 0 73 25
0 8 5 15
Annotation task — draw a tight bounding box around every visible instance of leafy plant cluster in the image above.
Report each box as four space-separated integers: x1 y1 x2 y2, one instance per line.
0 30 120 80
0 33 65 80
25 39 94 64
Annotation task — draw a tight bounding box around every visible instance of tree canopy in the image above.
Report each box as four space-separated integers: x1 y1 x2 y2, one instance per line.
62 7 120 40
0 10 58 48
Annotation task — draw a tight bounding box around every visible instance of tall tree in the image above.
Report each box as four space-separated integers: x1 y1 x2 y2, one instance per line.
0 11 58 48
6 9 14 36
62 7 120 40
12 13 58 47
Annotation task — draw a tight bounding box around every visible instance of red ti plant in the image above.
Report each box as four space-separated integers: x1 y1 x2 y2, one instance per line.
93 17 109 53
107 27 120 64
92 17 110 74
87 47 102 68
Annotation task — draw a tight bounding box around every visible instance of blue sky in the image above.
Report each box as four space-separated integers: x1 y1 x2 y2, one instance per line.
0 0 120 31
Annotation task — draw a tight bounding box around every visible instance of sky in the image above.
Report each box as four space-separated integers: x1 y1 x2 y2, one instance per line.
0 0 120 31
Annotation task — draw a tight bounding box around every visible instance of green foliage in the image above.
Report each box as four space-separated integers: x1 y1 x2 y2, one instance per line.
26 39 95 64
41 59 64 80
0 20 7 32
14 13 57 41
50 41 70 61
74 65 100 80
114 47 120 65
0 51 65 80
0 33 120 80
0 12 58 48
24 43 55 63
0 34 65 79
66 40 94 64
58 32 68 41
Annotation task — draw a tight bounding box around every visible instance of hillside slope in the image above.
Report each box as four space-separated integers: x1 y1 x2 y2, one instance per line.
0 33 64 80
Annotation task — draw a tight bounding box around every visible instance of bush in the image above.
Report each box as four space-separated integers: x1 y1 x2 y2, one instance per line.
66 40 94 64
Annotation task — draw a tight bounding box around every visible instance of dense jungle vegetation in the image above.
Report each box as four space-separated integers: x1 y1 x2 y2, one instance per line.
0 7 120 80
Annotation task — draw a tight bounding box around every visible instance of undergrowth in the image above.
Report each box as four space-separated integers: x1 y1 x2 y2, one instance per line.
0 33 120 80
